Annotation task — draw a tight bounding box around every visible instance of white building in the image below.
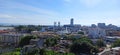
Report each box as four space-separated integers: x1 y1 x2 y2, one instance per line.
105 36 120 43
88 27 106 38
57 27 70 35
0 33 26 45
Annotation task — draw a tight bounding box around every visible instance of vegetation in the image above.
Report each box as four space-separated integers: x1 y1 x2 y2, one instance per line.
74 37 93 44
1 48 21 55
96 39 106 48
1 51 20 55
44 50 75 55
15 25 42 33
112 39 120 47
18 35 36 47
25 48 39 55
78 31 84 35
45 37 60 47
24 48 75 55
70 37 98 55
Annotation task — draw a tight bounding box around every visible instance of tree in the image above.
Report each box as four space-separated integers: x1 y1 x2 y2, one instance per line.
18 35 35 47
45 37 59 47
70 37 98 55
96 39 106 48
15 25 25 31
70 42 94 55
39 49 75 55
112 39 120 47
26 48 38 55
15 25 42 33
75 37 93 44
39 48 46 55
78 31 84 35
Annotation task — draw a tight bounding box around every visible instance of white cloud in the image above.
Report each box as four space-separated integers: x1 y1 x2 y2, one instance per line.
0 0 62 25
79 0 102 8
0 14 16 19
63 0 103 7
0 0 60 17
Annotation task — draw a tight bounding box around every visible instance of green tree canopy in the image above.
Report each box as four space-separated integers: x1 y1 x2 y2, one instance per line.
74 37 93 44
70 37 98 55
78 31 84 35
45 37 59 47
112 39 120 47
96 39 106 48
18 35 35 47
15 25 42 33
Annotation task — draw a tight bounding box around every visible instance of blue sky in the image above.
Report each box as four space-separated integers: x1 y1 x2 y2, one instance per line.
0 0 120 25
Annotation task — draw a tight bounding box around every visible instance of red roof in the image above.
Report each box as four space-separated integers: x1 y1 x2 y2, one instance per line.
0 30 9 33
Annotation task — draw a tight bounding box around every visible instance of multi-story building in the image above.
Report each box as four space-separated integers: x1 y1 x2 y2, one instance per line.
98 23 106 29
91 24 97 28
70 18 74 26
106 30 120 36
88 27 106 38
0 33 26 46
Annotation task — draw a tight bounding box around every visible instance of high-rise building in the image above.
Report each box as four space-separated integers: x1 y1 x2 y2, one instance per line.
58 22 60 27
98 23 106 28
70 18 74 26
91 24 97 28
54 22 56 27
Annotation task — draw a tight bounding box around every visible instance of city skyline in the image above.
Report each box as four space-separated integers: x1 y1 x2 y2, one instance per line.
0 0 120 26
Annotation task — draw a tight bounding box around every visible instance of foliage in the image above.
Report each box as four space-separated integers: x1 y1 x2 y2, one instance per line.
45 50 75 55
96 39 106 48
112 39 120 47
15 25 42 33
40 49 75 55
70 42 93 55
24 48 75 55
70 37 98 55
26 48 39 55
74 37 93 44
1 51 20 55
14 48 21 51
78 31 84 35
39 48 46 55
18 35 35 47
45 37 60 47
66 35 76 41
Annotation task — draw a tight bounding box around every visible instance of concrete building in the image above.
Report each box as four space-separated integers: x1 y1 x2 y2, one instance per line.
0 33 26 45
57 27 70 35
91 24 97 28
105 36 120 43
54 22 57 27
58 22 60 27
98 23 106 29
88 27 106 38
70 18 74 26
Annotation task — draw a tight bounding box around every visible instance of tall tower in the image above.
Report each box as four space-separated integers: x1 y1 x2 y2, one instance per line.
58 22 60 27
54 22 56 27
70 18 74 26
53 22 57 31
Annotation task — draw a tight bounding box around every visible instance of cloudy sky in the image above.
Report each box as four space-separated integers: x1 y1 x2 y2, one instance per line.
0 0 120 25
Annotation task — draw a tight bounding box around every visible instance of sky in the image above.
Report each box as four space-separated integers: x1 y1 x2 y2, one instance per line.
0 0 120 26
